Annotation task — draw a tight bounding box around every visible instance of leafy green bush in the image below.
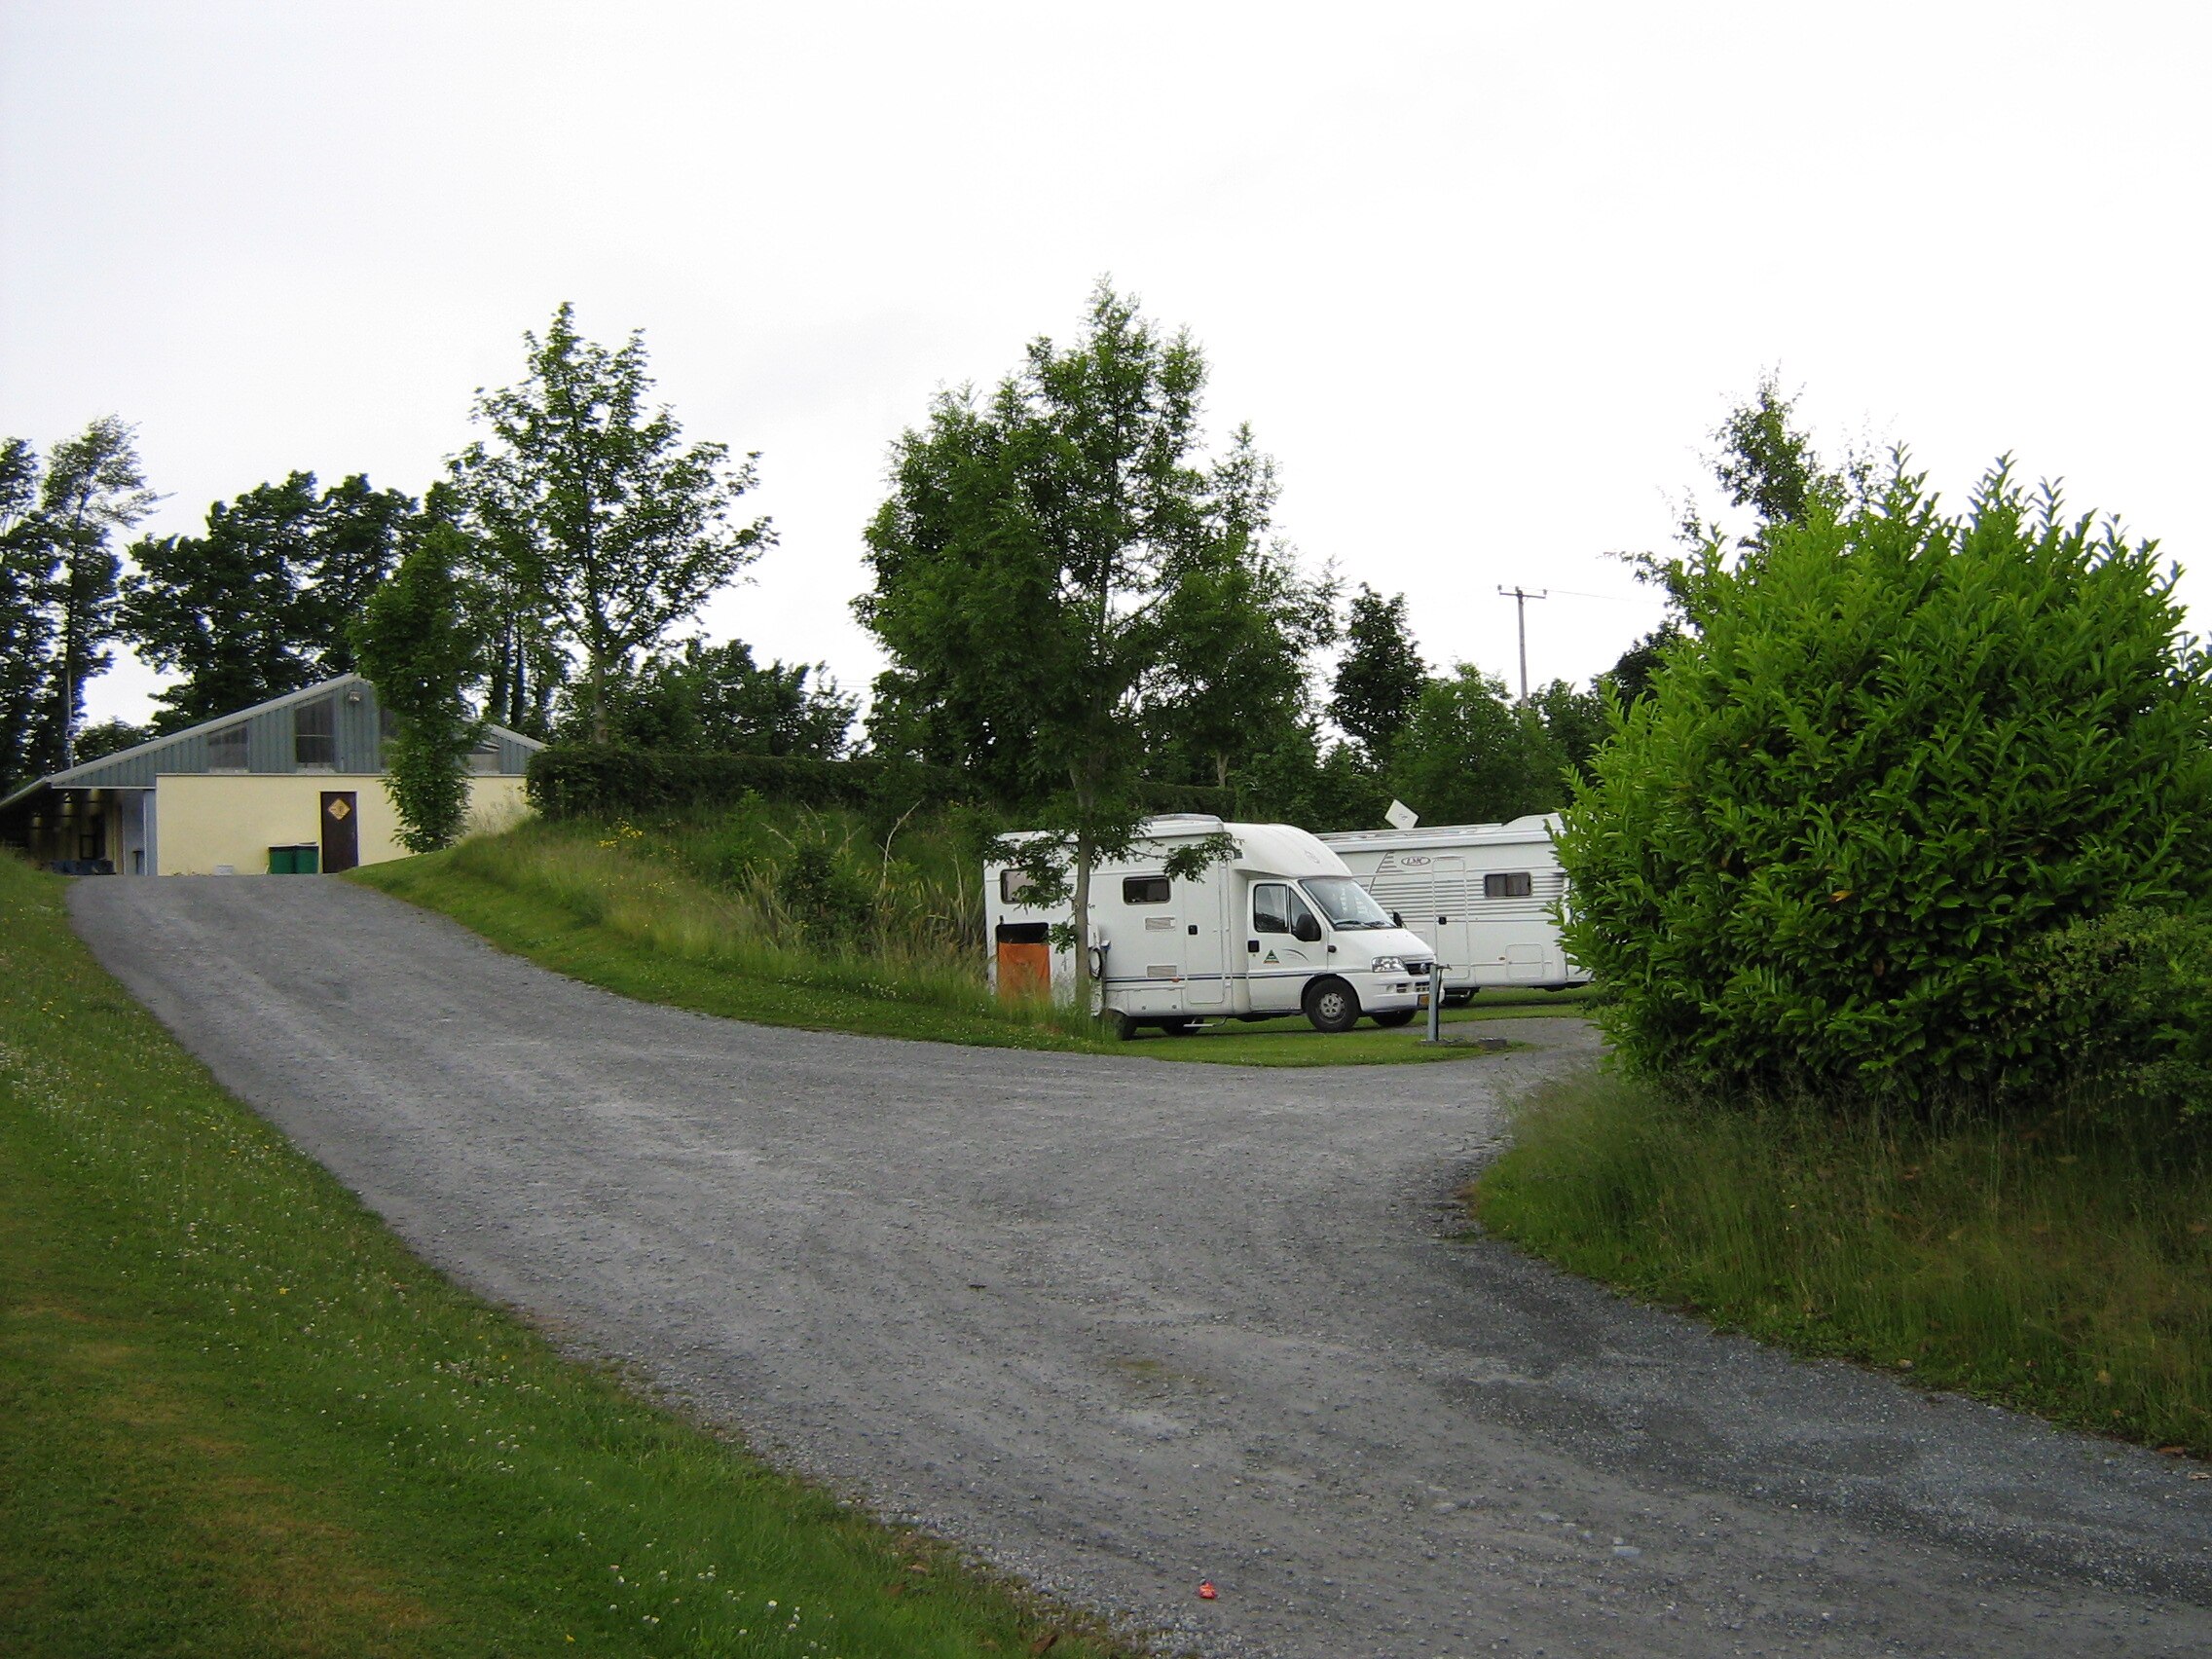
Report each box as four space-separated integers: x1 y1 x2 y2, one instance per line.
1557 462 2212 1106
526 743 1240 825
776 836 879 943
2021 907 2212 1129
525 746 970 820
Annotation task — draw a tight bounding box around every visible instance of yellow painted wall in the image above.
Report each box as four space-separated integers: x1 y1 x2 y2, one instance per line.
152 773 532 875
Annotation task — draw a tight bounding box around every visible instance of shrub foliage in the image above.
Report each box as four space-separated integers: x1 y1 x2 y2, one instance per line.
2021 907 2212 1126
1557 462 2212 1106
526 744 1237 825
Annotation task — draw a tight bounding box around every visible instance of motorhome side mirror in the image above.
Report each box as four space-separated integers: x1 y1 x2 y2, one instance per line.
1391 910 1403 928
1293 915 1322 943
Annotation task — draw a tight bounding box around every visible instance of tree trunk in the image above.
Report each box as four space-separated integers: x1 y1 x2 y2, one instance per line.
588 645 610 744
488 619 516 731
1070 766 1097 1017
1071 829 1095 1016
52 580 78 773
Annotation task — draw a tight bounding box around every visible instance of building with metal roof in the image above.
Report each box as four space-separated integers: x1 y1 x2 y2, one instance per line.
0 675 542 875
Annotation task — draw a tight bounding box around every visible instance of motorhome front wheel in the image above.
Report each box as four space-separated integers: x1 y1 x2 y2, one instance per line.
1303 977 1361 1034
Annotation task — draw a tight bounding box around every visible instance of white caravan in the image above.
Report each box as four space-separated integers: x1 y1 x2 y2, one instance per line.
1319 814 1587 1001
984 815 1436 1033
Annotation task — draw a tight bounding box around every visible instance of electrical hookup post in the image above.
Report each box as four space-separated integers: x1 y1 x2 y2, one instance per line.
1423 960 1448 1044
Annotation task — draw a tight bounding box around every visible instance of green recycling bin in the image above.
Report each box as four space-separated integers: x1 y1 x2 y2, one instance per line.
267 843 320 874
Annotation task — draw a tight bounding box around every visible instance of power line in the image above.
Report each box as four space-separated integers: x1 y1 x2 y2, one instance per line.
1536 585 1659 605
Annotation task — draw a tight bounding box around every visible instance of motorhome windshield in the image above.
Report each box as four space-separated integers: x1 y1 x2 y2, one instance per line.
1301 876 1393 929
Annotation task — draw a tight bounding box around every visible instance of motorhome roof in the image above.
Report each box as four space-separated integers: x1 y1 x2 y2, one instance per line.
1318 813 1560 852
987 819 1352 879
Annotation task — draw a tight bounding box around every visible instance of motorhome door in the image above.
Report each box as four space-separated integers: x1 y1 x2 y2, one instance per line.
1247 880 1322 1014
1430 855 1470 977
1182 870 1228 1006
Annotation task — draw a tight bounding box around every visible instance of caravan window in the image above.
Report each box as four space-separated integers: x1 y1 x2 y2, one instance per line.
1484 870 1533 899
999 868 1041 904
1122 875 1170 904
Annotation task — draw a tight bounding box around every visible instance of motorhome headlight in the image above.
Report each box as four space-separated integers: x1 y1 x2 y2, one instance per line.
1367 955 1405 975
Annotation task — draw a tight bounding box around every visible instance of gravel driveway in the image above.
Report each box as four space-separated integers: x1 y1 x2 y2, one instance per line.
71 877 2212 1658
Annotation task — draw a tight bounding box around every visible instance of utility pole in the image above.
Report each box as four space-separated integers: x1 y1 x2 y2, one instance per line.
1496 586 1548 701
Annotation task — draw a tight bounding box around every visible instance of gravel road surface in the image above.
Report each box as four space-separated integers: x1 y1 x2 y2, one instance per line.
71 877 2212 1657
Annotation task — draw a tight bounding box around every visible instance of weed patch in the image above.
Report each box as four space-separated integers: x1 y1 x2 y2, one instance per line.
1470 1070 2212 1455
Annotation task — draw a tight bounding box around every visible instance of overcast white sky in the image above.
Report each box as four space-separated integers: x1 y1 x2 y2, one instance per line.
4 1 2206 730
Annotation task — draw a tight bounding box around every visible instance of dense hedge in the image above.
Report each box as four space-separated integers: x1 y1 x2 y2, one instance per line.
1557 464 2212 1109
526 745 1237 823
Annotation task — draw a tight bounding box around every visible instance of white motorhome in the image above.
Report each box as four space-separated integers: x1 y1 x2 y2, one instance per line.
984 816 1435 1034
1320 815 1586 1000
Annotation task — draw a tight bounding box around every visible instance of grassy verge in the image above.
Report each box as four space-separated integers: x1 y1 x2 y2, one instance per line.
0 852 1134 1657
1470 1069 2212 1456
352 826 1582 1067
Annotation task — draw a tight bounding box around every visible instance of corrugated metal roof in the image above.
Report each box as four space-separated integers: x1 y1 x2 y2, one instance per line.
0 675 544 812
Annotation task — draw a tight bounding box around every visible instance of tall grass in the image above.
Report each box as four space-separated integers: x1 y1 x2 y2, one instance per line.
440 805 1092 1039
1473 1071 2212 1455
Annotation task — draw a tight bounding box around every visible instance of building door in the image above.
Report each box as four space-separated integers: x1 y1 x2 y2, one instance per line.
320 792 359 873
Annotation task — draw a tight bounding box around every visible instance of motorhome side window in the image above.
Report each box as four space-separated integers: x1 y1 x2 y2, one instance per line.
1122 875 1171 904
1484 871 1533 899
999 868 1041 904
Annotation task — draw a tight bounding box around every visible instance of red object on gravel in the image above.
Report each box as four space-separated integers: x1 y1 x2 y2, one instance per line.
1198 1581 1218 1600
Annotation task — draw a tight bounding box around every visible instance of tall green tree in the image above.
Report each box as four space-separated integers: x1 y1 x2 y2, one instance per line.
71 719 153 763
468 527 566 739
1530 677 1609 783
1328 585 1425 763
1148 429 1337 787
352 518 486 853
857 392 1050 796
859 282 1256 1011
26 419 160 771
1601 619 1682 708
455 304 774 743
126 473 316 727
1710 371 1865 545
297 473 415 676
569 638 856 757
1388 665 1567 826
0 439 50 795
123 471 413 728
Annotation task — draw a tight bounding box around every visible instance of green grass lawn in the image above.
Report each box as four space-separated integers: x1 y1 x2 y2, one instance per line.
1470 1070 2212 1458
354 844 1586 1068
0 852 1133 1658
